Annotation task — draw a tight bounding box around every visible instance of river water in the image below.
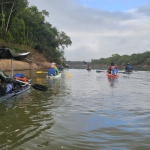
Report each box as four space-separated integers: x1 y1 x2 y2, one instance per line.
0 69 150 150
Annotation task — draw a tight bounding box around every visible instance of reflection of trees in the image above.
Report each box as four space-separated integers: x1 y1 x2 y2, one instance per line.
0 93 54 149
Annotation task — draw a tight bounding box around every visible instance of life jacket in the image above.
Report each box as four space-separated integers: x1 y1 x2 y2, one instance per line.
127 65 131 68
51 66 56 69
48 68 56 76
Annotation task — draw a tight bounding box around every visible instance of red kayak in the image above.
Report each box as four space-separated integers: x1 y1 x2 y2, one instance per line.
106 73 119 77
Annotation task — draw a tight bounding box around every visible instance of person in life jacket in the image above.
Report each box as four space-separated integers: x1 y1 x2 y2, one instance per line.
107 62 118 74
111 66 118 75
51 62 59 75
125 63 133 70
87 64 91 70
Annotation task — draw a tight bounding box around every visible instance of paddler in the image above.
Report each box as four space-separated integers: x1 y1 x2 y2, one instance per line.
65 64 69 68
87 64 91 70
125 63 133 70
107 62 118 74
111 66 117 75
51 62 59 75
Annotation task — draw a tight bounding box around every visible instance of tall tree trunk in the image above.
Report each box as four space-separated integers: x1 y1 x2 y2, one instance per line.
6 2 15 32
1 0 4 36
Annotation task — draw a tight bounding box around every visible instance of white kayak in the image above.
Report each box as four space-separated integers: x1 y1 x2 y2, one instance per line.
46 73 61 79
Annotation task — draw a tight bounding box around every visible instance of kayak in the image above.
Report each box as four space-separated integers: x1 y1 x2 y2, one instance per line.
46 73 61 79
106 73 119 77
0 84 30 101
125 69 132 73
96 70 103 73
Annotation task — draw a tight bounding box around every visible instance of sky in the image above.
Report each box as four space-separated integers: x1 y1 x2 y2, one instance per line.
28 0 150 61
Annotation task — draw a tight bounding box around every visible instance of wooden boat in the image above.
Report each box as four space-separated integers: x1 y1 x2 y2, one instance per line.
46 73 61 79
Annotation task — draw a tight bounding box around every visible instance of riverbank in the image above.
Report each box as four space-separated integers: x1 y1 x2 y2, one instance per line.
0 59 51 71
0 42 52 71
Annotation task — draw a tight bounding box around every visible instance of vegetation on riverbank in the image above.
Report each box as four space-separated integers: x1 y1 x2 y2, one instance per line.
0 0 72 64
91 51 150 66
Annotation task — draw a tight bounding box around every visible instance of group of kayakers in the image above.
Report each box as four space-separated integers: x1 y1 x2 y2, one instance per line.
48 62 70 76
107 62 133 75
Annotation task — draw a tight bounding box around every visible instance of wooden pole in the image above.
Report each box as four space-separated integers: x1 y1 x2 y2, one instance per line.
11 59 13 77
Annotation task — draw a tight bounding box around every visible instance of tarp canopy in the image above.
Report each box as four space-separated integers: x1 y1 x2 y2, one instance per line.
0 48 30 61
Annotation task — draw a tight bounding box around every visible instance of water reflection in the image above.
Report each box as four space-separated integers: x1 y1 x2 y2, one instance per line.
36 78 44 85
0 76 55 150
107 76 118 87
1 70 150 149
48 78 60 94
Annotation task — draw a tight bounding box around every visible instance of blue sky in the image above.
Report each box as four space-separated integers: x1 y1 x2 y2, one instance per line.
78 0 150 11
28 0 150 61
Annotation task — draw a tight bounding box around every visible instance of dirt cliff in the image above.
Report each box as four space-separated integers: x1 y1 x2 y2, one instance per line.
0 42 52 71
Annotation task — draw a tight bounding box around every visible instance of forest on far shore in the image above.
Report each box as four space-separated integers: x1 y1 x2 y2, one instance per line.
0 0 72 64
91 51 150 66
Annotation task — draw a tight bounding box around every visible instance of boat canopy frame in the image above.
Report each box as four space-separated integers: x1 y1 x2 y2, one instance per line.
0 48 30 77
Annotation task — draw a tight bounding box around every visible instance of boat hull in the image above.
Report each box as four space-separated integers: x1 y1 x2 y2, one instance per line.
106 73 119 77
0 84 30 101
46 73 61 79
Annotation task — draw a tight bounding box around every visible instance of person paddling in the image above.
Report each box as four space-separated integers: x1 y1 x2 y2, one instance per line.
111 66 118 76
125 63 133 71
51 62 59 75
107 63 118 74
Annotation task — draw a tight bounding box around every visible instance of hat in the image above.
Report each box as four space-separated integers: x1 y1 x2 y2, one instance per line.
51 62 56 66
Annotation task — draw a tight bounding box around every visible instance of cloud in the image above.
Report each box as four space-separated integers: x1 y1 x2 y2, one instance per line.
28 0 150 61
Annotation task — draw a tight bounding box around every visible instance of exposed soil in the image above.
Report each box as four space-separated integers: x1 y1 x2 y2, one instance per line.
0 41 52 71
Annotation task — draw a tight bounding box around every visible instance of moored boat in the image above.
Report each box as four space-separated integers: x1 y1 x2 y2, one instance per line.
0 83 30 101
0 48 48 101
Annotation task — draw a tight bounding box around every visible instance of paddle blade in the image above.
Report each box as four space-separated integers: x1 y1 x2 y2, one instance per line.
36 71 44 73
66 73 72 76
31 84 48 91
36 71 48 73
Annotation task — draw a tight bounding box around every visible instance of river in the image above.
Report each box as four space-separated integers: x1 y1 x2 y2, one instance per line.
0 69 150 150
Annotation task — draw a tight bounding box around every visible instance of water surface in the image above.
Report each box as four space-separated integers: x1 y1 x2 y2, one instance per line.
0 69 150 150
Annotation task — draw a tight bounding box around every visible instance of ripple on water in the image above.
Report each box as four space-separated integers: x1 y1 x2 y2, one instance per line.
0 70 150 150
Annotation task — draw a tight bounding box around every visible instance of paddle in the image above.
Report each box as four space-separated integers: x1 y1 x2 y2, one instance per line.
15 79 48 91
66 73 72 76
36 71 48 73
83 61 87 64
96 70 104 73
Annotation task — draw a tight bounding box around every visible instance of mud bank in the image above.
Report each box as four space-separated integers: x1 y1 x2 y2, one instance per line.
0 59 51 71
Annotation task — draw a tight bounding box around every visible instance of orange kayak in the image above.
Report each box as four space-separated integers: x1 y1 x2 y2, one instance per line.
106 73 119 77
